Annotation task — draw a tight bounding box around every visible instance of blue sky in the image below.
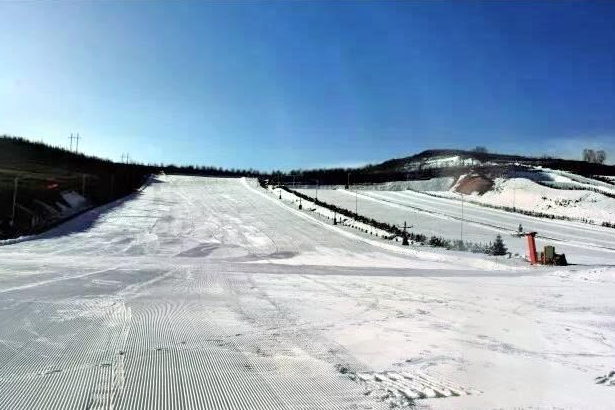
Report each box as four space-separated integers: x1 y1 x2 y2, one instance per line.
1 1 614 170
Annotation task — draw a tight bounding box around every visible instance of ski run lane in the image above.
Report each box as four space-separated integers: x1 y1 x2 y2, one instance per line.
297 188 615 265
0 175 614 409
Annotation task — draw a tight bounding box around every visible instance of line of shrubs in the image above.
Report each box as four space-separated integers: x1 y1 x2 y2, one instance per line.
262 180 509 256
278 183 409 237
426 236 508 256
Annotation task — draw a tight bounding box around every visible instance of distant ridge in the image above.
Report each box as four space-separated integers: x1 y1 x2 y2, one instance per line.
371 148 610 173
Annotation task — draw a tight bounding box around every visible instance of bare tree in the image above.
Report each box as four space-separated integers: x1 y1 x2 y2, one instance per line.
582 148 591 162
589 150 596 163
473 146 488 153
583 148 607 164
583 148 596 163
596 150 607 164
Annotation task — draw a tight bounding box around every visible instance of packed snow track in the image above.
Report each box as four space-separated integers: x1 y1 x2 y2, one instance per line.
1 176 614 409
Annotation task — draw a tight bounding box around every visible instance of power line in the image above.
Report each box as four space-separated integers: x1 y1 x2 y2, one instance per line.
68 132 81 153
11 176 19 226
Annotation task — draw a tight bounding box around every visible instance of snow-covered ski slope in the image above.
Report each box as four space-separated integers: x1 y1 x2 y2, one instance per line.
1 175 614 409
297 188 615 265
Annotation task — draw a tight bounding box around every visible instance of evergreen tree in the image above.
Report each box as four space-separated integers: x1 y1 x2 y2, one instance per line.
491 234 508 256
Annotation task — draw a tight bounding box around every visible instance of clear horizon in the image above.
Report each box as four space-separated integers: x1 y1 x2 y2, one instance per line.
1 1 614 169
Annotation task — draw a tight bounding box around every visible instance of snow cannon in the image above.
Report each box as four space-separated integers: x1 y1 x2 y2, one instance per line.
539 245 568 266
524 232 567 266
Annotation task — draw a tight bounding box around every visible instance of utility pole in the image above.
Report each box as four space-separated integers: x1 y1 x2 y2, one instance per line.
69 134 74 151
513 187 516 211
315 179 319 201
10 176 19 226
461 193 465 242
347 172 350 189
110 174 115 200
75 133 81 153
333 210 337 225
355 190 358 215
402 221 409 246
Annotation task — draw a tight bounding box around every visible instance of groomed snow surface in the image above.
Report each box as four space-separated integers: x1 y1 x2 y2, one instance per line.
0 175 614 409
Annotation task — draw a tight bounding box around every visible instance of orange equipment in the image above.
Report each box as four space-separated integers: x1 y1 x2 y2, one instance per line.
526 232 538 264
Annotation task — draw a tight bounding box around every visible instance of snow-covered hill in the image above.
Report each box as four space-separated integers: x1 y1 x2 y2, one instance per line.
412 165 615 226
365 150 615 226
438 176 615 225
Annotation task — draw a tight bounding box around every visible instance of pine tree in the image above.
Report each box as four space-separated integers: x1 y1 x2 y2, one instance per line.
491 234 508 256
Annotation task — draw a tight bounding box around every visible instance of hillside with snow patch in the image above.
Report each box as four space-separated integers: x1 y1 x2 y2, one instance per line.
438 177 615 225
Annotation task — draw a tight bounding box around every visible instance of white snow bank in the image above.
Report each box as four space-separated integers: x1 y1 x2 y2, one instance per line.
295 177 455 192
392 177 454 192
507 167 615 197
439 177 615 225
404 155 481 171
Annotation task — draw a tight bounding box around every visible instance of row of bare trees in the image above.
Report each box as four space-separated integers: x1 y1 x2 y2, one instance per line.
582 148 607 164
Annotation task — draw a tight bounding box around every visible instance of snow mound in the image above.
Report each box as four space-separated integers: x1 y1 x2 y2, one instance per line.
297 178 455 192
353 178 455 192
447 177 615 225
